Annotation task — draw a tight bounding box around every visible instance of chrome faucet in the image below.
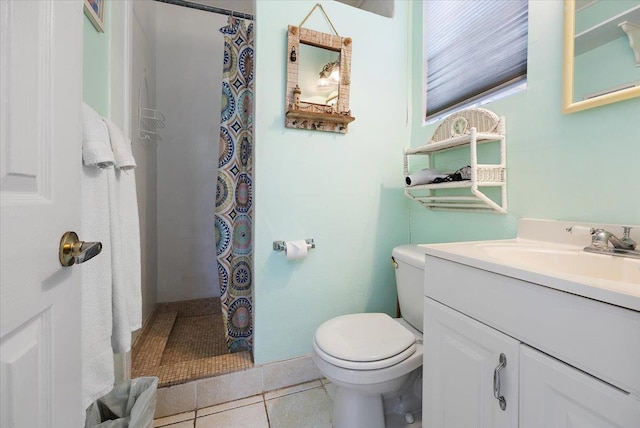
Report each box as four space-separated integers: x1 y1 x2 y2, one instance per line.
566 225 639 259
591 227 636 250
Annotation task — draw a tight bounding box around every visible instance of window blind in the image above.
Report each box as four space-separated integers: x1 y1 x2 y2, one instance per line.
425 0 528 118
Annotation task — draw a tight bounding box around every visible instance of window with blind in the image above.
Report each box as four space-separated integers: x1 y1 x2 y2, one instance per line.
425 0 529 120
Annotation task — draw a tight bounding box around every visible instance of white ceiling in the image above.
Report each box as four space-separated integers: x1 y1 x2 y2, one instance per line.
335 0 394 18
190 0 254 16
190 0 395 19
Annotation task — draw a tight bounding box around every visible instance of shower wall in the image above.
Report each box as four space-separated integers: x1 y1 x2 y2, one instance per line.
132 0 158 325
155 2 227 303
132 1 254 327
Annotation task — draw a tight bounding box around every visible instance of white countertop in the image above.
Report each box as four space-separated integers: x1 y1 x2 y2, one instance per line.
419 219 640 311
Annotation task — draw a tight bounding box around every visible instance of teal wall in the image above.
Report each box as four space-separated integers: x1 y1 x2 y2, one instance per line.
408 0 640 245
83 3 110 116
253 1 411 364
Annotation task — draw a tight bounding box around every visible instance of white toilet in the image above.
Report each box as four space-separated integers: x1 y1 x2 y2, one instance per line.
311 245 426 428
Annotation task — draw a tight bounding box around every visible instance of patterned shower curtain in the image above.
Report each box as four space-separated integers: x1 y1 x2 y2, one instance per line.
216 17 254 353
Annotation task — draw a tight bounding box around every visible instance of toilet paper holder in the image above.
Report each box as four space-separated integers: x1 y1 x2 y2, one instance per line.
273 239 315 252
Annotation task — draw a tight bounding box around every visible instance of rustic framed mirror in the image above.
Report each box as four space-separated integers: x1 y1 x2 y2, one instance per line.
285 24 355 133
562 0 640 114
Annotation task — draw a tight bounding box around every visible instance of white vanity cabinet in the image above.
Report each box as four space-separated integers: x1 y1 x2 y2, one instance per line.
423 253 640 428
520 345 640 427
423 298 519 427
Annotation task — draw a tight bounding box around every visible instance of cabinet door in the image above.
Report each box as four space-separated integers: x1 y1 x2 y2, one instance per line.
520 345 640 428
423 298 519 428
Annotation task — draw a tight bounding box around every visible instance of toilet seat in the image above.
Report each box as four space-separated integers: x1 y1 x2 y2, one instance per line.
313 340 416 370
314 313 416 370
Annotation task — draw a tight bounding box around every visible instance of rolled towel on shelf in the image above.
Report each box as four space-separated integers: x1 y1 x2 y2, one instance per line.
405 168 449 186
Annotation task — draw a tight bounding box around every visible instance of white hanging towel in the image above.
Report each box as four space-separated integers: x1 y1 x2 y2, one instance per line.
107 166 130 354
103 118 143 352
82 103 115 168
103 117 137 169
80 104 115 410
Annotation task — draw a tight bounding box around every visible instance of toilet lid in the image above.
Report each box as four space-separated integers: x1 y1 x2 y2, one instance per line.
314 313 416 362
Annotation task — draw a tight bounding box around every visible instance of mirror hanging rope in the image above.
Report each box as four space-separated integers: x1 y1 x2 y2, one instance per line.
299 3 340 36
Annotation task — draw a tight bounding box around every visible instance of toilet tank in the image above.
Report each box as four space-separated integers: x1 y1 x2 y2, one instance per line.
392 245 427 333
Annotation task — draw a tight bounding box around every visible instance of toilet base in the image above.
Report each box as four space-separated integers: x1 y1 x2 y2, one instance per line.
332 386 385 428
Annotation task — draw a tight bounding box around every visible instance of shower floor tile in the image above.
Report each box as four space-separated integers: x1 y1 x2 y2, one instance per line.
132 297 253 387
161 313 227 365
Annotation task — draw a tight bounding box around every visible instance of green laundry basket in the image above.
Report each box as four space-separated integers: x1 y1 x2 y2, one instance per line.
85 377 159 428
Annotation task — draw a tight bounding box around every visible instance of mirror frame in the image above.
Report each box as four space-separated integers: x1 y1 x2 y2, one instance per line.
285 25 355 133
562 0 640 114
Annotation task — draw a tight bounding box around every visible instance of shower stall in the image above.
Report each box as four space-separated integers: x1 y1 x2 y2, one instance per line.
130 0 254 387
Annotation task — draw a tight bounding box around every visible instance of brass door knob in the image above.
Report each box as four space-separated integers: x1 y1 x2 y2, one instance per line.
59 231 102 267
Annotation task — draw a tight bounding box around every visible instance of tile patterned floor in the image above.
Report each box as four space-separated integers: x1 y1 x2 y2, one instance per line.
153 380 333 428
132 298 253 387
153 379 423 428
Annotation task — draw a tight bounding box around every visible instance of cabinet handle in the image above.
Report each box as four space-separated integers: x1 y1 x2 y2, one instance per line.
493 353 507 411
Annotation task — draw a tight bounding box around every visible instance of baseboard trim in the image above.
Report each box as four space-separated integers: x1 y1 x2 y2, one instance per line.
155 354 322 418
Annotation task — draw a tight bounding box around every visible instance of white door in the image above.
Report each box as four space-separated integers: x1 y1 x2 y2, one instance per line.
1 1 84 427
423 298 520 428
520 345 640 428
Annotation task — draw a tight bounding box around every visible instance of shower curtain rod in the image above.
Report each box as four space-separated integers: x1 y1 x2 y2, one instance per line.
154 0 254 20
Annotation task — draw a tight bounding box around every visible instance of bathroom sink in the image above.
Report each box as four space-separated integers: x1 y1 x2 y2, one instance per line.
420 219 640 311
477 242 640 284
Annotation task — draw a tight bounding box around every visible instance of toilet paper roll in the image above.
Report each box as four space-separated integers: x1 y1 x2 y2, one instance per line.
285 240 308 260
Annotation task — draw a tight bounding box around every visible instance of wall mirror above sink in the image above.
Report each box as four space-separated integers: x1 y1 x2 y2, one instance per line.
285 6 355 133
562 0 640 114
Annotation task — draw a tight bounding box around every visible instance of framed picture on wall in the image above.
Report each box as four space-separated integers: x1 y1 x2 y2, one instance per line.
84 0 105 32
